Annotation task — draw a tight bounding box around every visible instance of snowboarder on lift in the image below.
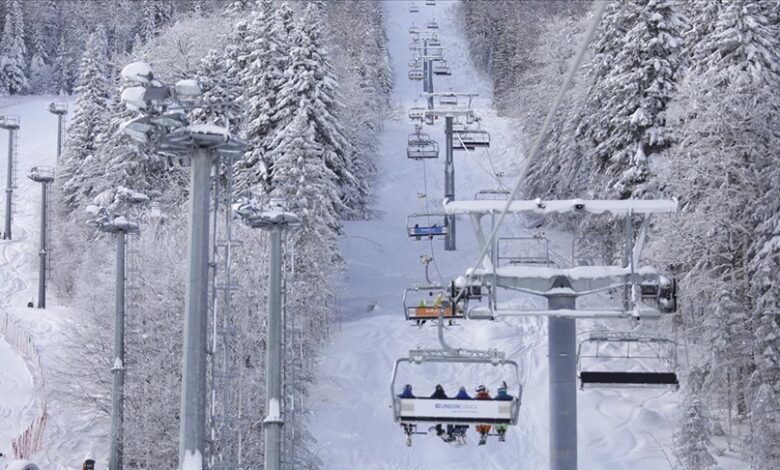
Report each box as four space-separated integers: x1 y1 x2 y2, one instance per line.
452 386 472 444
429 385 456 443
399 384 415 398
474 385 492 445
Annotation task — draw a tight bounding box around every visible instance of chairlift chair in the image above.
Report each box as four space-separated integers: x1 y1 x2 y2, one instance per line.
425 0 436 5
427 20 439 30
403 285 465 321
474 188 511 201
577 331 680 390
497 236 552 267
407 133 439 159
408 69 424 81
433 61 452 76
410 4 420 13
428 37 442 47
408 58 422 68
408 106 426 121
452 129 490 150
391 349 522 427
439 94 458 106
406 212 448 240
409 25 421 35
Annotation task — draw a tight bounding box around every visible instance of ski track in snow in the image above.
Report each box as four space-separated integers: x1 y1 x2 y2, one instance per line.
309 1 683 469
0 95 106 469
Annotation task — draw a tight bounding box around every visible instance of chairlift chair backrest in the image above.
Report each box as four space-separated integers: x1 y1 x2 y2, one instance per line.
427 21 439 29
439 94 458 106
408 69 424 81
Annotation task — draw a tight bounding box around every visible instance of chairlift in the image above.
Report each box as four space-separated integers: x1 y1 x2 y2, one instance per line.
425 0 436 5
577 331 680 390
408 106 426 121
474 188 511 201
391 348 522 428
433 61 452 76
452 129 491 150
409 25 421 35
497 236 552 267
403 285 464 321
408 58 422 68
428 47 444 57
428 37 442 47
427 20 439 30
464 112 476 125
410 4 420 13
439 94 458 106
408 69 424 81
406 212 448 240
407 133 439 159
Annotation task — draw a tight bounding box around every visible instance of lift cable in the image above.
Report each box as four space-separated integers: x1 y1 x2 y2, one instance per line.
462 0 607 281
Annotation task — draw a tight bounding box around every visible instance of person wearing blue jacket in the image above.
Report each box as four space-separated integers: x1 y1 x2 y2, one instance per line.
454 386 471 399
399 384 415 398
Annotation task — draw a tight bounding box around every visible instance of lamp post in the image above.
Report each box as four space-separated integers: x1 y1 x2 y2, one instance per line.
86 208 140 470
1 115 20 240
27 166 54 308
234 196 302 470
119 61 245 469
48 102 68 162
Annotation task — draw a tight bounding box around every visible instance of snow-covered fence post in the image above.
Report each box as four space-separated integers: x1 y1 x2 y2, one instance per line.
234 196 302 470
119 61 245 470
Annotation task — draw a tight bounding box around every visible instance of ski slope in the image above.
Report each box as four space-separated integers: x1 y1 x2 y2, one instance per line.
308 2 685 469
0 96 106 469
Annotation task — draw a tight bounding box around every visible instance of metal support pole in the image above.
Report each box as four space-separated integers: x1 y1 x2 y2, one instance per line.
179 146 214 469
264 227 284 470
548 295 577 470
36 183 47 308
4 129 14 239
444 116 455 251
56 114 64 162
110 231 126 470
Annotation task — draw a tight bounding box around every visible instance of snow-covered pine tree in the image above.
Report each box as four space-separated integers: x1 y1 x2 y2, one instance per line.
581 0 684 198
675 366 717 470
269 4 367 218
28 26 51 94
233 0 288 193
0 0 28 95
51 31 74 94
58 27 111 213
136 0 158 46
191 48 243 134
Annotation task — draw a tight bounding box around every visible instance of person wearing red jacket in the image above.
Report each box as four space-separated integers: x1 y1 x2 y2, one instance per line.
474 385 492 445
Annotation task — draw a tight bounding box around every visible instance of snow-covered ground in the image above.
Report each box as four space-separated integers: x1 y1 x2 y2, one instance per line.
308 1 690 469
0 96 105 469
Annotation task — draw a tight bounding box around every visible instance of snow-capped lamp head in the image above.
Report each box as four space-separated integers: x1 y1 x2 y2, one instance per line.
47 101 67 115
121 86 148 112
121 61 156 86
120 115 156 144
174 79 202 103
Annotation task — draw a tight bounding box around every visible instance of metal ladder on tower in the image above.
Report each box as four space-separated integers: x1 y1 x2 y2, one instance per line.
209 156 242 469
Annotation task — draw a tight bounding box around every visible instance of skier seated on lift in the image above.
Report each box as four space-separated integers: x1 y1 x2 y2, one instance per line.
494 382 512 442
413 223 422 240
429 223 437 240
451 386 472 443
399 384 417 439
474 385 492 445
429 385 457 443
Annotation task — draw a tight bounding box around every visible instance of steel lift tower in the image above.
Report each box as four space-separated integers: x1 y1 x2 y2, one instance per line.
1 115 19 239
